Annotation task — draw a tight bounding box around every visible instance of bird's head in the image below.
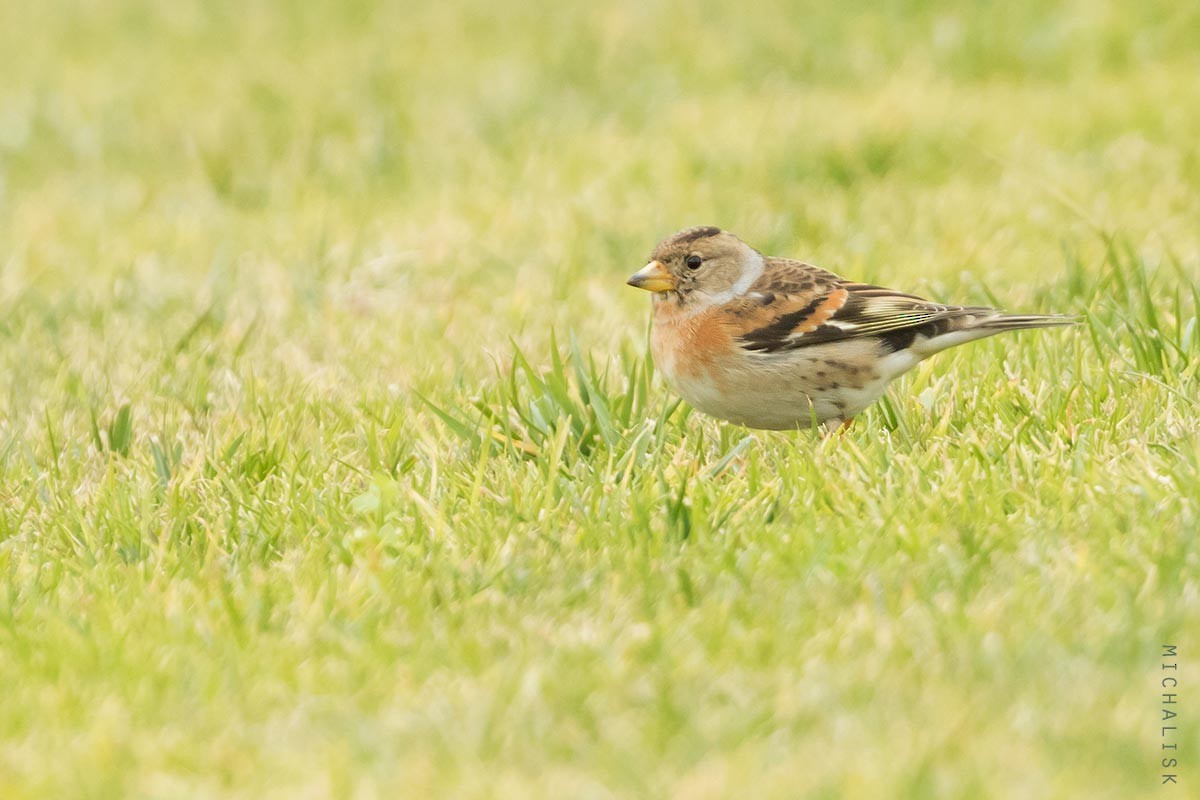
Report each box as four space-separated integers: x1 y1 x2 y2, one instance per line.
627 226 763 308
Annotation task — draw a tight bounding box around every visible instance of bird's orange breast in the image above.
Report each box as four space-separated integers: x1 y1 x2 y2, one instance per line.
650 303 735 383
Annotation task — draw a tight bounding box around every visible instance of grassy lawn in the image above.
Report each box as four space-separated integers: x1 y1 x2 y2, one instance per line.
2 0 1199 796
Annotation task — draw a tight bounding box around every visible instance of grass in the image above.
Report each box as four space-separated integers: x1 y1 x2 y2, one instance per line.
1 0 1199 797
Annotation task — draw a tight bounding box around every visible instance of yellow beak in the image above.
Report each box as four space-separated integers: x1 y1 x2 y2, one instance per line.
626 260 676 293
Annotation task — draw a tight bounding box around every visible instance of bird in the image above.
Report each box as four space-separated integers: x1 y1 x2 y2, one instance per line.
626 226 1075 433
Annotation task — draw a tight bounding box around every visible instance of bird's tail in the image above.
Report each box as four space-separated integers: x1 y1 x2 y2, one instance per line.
971 312 1081 332
911 310 1079 358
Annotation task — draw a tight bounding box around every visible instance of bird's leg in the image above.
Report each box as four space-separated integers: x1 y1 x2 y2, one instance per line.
819 417 854 438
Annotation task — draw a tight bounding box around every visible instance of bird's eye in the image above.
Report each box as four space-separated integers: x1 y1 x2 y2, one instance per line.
685 255 703 270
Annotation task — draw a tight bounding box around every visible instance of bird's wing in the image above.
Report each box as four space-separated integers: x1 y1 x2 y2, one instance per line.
723 259 991 354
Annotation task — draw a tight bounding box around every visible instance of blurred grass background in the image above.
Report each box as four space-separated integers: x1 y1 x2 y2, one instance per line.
1 0 1198 797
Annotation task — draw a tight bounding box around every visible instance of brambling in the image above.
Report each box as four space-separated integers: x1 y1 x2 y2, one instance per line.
627 226 1075 433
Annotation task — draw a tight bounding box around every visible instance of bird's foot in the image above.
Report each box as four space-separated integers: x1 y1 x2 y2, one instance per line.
819 417 854 438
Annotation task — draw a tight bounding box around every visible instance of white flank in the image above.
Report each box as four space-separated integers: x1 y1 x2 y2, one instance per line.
910 324 996 358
